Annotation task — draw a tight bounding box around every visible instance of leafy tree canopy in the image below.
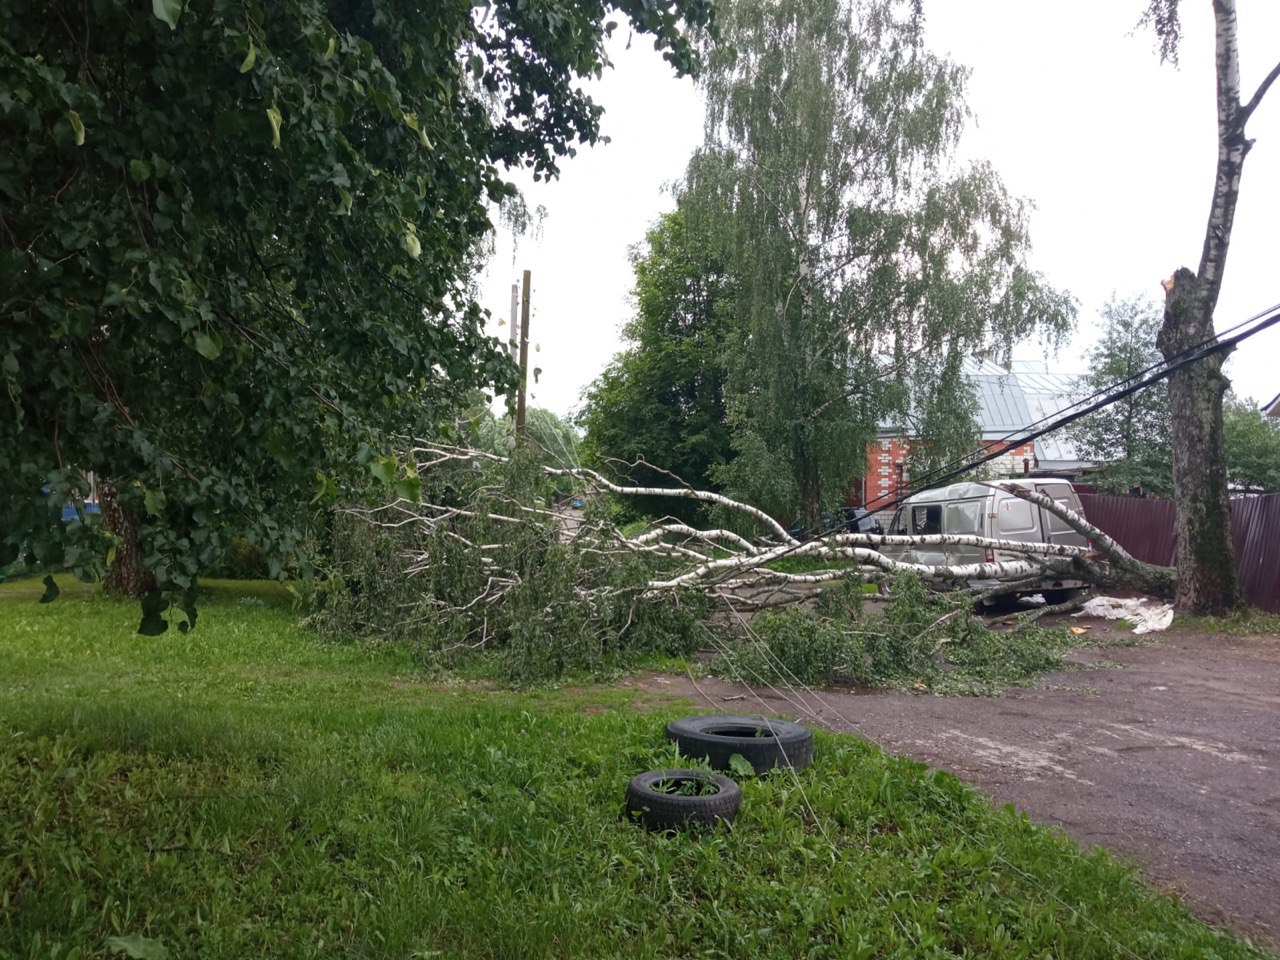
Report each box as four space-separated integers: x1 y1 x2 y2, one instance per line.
0 0 710 619
682 0 1075 527
1068 295 1174 497
579 210 733 520
1068 295 1280 496
1223 396 1280 493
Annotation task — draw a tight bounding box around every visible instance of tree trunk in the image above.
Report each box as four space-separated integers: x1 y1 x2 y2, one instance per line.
797 451 822 536
1158 273 1240 613
99 481 157 597
1154 0 1276 615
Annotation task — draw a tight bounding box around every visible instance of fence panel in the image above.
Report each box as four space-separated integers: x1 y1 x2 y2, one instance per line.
1077 491 1280 612
1077 494 1178 566
1231 494 1280 614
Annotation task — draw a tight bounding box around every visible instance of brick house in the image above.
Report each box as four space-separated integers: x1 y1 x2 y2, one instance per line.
853 360 1092 518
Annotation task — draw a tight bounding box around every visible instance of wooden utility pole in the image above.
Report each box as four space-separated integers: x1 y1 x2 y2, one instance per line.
508 283 519 360
516 269 531 441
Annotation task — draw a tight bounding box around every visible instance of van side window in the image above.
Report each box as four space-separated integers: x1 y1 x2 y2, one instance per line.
911 504 942 535
944 500 985 536
996 498 1036 534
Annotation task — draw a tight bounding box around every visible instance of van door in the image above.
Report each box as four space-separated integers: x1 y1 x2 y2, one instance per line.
942 498 986 566
1032 482 1088 548
903 502 947 567
993 491 1039 555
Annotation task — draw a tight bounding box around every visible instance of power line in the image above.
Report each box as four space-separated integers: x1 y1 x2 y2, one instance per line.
856 300 1280 522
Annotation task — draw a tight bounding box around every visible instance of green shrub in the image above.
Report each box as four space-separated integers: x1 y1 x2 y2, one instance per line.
206 536 271 580
309 450 704 682
715 572 1079 695
733 606 847 686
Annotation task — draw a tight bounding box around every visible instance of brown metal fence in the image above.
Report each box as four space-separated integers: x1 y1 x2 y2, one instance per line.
1232 495 1280 613
1077 492 1280 612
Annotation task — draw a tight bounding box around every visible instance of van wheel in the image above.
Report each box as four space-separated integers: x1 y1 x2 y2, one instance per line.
1042 588 1084 606
979 593 1017 615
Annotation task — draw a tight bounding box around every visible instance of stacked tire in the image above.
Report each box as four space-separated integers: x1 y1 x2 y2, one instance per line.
624 714 814 831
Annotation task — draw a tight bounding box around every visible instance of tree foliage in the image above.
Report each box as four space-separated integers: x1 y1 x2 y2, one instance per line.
0 0 710 618
682 0 1074 528
1069 296 1174 497
1223 397 1280 493
579 210 733 520
465 403 582 495
1068 297 1280 497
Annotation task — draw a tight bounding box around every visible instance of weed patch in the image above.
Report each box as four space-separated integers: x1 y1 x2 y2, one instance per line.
1177 608 1280 637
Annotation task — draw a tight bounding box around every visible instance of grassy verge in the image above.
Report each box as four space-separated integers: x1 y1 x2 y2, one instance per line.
0 578 1267 958
1177 608 1280 637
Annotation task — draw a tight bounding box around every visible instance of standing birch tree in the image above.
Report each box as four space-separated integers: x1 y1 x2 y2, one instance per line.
683 0 1074 531
1142 0 1280 613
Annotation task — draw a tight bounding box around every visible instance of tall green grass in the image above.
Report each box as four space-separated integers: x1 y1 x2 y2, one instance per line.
0 578 1268 958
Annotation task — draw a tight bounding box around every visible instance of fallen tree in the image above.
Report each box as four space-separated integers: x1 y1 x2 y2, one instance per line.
350 442 1176 616
309 440 1180 683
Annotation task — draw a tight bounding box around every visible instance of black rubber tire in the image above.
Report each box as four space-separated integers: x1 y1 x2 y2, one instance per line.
624 769 741 831
665 714 814 774
1042 587 1085 606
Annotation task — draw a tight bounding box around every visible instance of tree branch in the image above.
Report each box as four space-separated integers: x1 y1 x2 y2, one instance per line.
1240 57 1280 126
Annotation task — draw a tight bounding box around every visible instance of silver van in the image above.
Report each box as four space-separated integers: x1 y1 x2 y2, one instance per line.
882 478 1088 604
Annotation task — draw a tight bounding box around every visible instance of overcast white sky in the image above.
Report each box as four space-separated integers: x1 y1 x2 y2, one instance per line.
478 1 1280 418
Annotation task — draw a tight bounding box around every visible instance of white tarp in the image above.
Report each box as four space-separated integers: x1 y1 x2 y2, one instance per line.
1074 596 1175 634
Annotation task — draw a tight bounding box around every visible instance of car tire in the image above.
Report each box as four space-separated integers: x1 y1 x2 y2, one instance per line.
624 769 741 831
1042 588 1085 606
665 714 814 774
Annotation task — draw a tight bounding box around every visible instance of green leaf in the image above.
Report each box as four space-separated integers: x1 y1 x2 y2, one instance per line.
39 575 60 605
239 42 257 73
143 489 167 517
310 472 338 505
370 456 397 484
129 159 151 183
393 476 421 502
402 225 421 260
180 587 198 633
138 590 170 636
728 753 756 778
193 331 222 359
107 934 168 960
266 105 282 150
150 0 184 30
137 614 168 636
68 110 85 146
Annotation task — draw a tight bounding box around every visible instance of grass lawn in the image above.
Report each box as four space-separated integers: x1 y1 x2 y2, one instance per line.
0 577 1268 959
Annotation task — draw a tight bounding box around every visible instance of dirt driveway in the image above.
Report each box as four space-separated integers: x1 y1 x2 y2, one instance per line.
629 618 1280 949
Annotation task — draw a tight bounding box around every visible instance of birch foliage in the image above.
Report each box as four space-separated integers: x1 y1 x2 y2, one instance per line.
682 0 1074 526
